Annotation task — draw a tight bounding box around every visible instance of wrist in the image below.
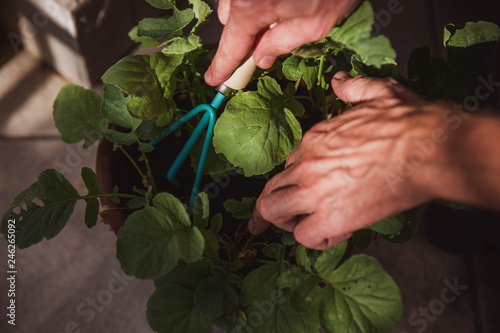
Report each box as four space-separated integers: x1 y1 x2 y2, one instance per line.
410 104 500 209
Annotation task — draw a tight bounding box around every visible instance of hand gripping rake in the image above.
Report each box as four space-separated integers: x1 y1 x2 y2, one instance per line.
149 55 257 206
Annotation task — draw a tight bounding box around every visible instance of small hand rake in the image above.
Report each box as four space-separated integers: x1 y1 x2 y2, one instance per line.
149 55 257 206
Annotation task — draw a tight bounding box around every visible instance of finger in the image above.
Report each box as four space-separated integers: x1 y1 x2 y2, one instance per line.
253 17 334 68
217 0 231 25
293 211 353 250
331 71 423 105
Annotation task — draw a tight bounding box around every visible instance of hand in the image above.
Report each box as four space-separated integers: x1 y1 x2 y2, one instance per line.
204 0 361 86
248 71 446 250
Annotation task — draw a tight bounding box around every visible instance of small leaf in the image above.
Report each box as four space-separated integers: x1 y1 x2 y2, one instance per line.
319 255 403 333
210 213 223 233
1 170 80 248
281 231 296 246
314 241 348 281
145 0 173 10
384 208 419 243
328 1 374 44
129 25 162 49
213 310 237 330
53 84 107 148
127 197 146 209
367 214 405 235
101 84 141 131
81 167 100 195
214 77 302 176
445 21 500 48
295 245 320 273
104 130 137 146
84 198 100 228
223 197 256 220
241 263 280 305
189 0 212 33
138 7 195 39
262 243 284 261
138 142 154 153
153 192 191 228
175 227 205 263
200 229 219 259
147 284 212 333
117 205 202 279
194 277 239 320
284 98 305 117
110 194 120 204
163 35 202 55
193 192 209 229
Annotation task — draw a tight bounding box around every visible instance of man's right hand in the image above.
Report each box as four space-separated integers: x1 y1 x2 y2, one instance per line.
204 0 361 86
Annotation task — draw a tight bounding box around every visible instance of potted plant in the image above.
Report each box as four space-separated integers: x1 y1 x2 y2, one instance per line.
2 0 498 332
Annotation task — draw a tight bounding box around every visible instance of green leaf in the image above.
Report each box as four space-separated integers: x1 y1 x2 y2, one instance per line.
104 130 137 146
163 35 202 54
213 310 237 330
200 229 219 259
129 25 163 49
314 241 348 281
328 1 374 44
117 205 204 279
102 55 167 120
82 167 100 229
193 192 209 229
154 262 192 289
102 55 154 97
262 243 284 261
1 170 80 248
241 301 319 333
145 0 173 10
127 197 146 209
320 255 403 333
214 77 302 176
241 263 280 305
284 98 305 117
117 207 180 279
445 21 500 48
223 197 256 220
282 56 302 81
210 213 223 233
348 35 396 68
101 84 141 131
384 208 419 243
281 231 296 246
187 260 213 286
53 84 107 148
194 277 239 320
147 284 212 333
138 7 195 39
289 277 325 314
84 198 100 228
175 227 205 262
282 56 319 89
352 229 372 250
295 245 321 273
151 52 184 99
367 214 405 235
154 192 191 228
138 142 154 152
189 0 212 33
81 167 100 195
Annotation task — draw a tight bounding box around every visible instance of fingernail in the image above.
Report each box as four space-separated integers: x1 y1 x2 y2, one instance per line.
256 56 276 69
334 71 350 80
204 67 213 84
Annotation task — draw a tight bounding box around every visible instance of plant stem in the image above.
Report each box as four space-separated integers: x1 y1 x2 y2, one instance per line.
188 53 207 105
254 259 277 265
318 56 327 119
135 133 157 194
118 145 145 180
183 70 198 107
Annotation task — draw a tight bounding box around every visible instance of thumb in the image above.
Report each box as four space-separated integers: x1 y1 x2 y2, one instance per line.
331 71 421 105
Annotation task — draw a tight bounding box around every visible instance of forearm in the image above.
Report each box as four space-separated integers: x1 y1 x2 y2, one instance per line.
414 107 500 210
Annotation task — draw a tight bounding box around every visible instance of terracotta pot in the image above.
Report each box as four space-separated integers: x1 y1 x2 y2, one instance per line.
95 138 126 235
